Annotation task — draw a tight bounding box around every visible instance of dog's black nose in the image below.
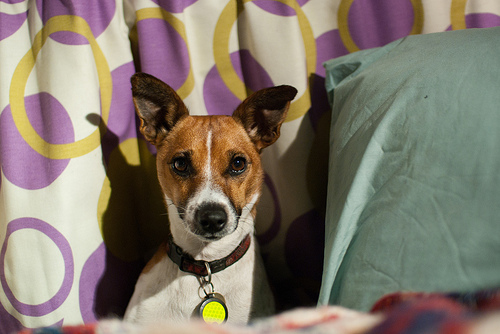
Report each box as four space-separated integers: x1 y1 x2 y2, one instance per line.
196 203 227 234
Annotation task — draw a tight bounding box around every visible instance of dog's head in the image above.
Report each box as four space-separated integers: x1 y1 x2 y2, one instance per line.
131 73 297 243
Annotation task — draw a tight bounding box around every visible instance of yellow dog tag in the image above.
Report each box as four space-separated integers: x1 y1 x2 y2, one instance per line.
198 293 228 324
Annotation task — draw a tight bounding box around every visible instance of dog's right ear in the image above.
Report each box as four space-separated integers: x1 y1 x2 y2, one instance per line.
131 73 188 145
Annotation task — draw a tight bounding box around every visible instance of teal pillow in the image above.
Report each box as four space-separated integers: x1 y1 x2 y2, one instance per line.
319 27 500 311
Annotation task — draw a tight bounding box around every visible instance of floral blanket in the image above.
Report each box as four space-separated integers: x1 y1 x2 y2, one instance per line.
21 288 500 334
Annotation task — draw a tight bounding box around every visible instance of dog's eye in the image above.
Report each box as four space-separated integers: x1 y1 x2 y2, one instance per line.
229 157 247 175
172 157 189 175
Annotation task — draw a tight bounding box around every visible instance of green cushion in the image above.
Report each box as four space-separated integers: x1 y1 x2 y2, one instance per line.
319 27 500 311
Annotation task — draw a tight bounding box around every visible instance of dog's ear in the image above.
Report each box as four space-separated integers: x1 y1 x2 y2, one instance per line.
131 73 188 145
232 85 297 152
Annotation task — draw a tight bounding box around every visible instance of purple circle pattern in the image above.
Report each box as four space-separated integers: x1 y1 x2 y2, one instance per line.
152 0 198 13
348 0 414 50
446 13 500 30
0 11 27 41
253 0 310 16
204 50 274 116
100 62 137 165
79 244 106 323
0 93 74 190
136 18 190 91
203 66 244 116
108 63 137 138
79 243 142 321
308 30 349 131
252 0 296 16
0 298 24 334
0 218 74 317
35 0 115 45
463 13 500 28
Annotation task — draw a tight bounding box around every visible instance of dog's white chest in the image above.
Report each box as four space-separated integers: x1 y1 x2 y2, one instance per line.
126 269 200 323
124 250 268 325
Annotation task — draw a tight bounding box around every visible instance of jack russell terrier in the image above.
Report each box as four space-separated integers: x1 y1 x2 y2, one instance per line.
124 73 297 325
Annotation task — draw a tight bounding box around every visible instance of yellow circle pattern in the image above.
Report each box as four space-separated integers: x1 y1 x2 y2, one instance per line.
450 0 467 30
213 0 315 122
9 15 112 160
338 0 424 53
134 8 195 100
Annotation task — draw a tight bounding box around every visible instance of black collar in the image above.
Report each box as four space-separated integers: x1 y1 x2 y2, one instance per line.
165 234 251 277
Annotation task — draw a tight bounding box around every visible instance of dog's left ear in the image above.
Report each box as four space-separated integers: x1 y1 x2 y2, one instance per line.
232 85 297 152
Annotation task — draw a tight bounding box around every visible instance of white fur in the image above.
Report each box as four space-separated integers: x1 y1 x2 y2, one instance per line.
205 130 212 179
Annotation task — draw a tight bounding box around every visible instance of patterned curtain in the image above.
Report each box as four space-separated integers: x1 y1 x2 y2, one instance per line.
1 0 499 331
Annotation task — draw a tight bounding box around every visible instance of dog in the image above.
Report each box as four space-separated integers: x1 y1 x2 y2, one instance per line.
124 73 297 325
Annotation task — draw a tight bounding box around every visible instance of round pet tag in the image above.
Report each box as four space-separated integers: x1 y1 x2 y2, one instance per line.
198 293 228 324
